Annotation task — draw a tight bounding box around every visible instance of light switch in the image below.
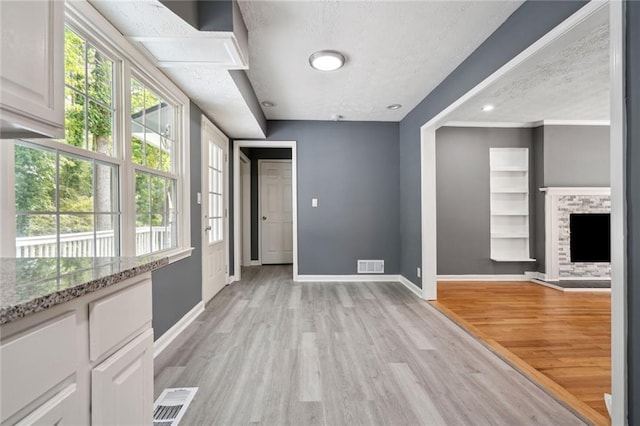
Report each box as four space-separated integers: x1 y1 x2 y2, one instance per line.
196 192 202 205
312 198 318 207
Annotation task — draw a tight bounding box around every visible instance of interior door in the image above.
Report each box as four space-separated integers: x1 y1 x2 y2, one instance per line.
260 160 293 264
202 119 227 304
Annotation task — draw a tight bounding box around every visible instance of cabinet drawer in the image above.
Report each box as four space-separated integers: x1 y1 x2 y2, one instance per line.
89 279 152 361
0 313 76 423
15 383 77 426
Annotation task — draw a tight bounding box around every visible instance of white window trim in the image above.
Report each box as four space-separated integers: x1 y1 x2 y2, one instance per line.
3 0 191 263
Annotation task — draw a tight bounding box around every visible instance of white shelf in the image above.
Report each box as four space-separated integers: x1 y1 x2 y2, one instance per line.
491 188 528 194
490 147 531 261
491 257 536 262
491 211 528 216
491 167 527 172
491 233 529 239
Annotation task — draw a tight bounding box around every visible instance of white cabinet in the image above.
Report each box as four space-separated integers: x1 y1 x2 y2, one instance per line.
489 148 535 262
92 329 154 426
0 0 64 139
0 273 155 426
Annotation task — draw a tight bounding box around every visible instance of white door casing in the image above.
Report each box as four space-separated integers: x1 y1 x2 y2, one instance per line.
233 141 298 282
240 152 252 266
260 160 293 264
202 117 228 303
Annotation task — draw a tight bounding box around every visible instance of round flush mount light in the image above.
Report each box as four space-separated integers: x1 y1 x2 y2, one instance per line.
387 104 402 110
309 50 346 71
261 101 275 107
482 104 495 112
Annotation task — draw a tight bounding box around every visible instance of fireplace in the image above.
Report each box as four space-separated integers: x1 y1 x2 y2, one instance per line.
569 213 611 262
541 187 611 280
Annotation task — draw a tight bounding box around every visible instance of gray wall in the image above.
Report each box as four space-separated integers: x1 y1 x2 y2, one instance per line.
242 148 292 261
543 125 610 186
152 102 203 339
627 2 639 423
532 126 546 273
436 127 535 275
399 1 587 288
264 120 401 275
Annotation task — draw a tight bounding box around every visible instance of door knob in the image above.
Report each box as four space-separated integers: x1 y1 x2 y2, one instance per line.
205 225 212 231
262 216 267 220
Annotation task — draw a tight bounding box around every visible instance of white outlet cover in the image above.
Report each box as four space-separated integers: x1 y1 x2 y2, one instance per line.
417 267 421 278
312 198 318 207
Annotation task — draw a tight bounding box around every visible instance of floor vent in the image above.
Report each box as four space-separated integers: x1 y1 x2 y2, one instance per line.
357 259 384 274
153 387 198 426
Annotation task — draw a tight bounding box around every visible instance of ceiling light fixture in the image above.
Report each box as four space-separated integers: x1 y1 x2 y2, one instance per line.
261 101 275 107
482 104 495 112
309 50 346 71
387 104 402 110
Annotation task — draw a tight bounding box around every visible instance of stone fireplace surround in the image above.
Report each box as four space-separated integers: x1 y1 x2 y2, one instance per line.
541 187 611 281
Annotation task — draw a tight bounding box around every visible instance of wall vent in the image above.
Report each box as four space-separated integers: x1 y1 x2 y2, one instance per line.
153 387 198 426
357 260 384 274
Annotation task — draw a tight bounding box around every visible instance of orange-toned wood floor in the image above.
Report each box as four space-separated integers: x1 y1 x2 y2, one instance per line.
431 282 611 426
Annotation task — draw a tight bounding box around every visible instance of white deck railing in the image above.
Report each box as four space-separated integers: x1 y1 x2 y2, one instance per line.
15 227 172 258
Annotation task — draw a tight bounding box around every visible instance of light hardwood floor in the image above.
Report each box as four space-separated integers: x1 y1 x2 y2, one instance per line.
433 281 610 426
154 266 585 425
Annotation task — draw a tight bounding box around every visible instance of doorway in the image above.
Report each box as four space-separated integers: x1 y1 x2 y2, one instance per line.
201 117 229 304
419 1 625 423
233 141 298 282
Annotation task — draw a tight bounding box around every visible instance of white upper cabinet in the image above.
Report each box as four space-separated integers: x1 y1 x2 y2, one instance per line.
0 0 64 139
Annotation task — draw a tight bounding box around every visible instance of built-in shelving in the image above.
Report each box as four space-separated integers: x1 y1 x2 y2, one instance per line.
489 147 534 262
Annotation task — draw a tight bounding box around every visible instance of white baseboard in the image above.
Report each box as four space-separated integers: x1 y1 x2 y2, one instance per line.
296 274 401 282
437 274 530 282
524 271 546 281
227 275 239 284
154 301 204 359
399 275 423 298
250 260 261 266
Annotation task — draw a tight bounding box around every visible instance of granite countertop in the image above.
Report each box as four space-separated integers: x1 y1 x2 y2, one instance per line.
0 256 169 325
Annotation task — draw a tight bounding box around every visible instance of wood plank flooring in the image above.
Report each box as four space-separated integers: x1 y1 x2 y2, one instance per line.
154 266 585 425
432 281 610 426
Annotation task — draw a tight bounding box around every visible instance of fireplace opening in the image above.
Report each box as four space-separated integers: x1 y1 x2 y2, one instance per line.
570 213 611 263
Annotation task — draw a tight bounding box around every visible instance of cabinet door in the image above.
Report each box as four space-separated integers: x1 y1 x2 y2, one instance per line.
14 384 78 426
91 329 154 426
0 0 64 138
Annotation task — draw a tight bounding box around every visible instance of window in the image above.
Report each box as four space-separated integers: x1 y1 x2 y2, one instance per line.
13 27 119 259
207 142 224 244
130 78 179 255
63 28 115 156
15 142 119 258
5 7 190 261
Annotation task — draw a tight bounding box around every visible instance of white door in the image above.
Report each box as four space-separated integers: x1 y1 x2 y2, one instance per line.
91 330 154 426
202 119 227 303
260 160 293 264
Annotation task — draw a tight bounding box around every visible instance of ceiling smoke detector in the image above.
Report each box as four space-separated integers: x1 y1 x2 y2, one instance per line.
482 104 495 112
387 104 402 110
261 101 275 107
309 50 346 71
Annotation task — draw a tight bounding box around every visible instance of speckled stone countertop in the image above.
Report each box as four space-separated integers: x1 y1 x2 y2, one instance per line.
0 256 168 325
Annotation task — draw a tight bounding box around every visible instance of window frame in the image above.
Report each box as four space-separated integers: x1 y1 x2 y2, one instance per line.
0 2 192 263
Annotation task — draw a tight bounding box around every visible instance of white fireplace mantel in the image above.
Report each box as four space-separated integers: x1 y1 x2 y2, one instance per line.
541 187 611 281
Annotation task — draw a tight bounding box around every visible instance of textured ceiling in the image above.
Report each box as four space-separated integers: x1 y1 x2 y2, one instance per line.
89 0 265 138
447 5 609 124
238 0 523 122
